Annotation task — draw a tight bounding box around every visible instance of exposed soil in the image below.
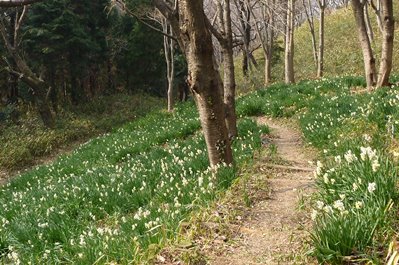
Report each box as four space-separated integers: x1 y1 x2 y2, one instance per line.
206 118 317 265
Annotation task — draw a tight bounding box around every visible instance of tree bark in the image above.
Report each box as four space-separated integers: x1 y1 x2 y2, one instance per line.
221 0 237 138
351 0 377 88
251 0 274 85
162 19 175 112
0 12 55 128
363 3 374 42
0 0 43 7
238 0 252 77
285 0 295 84
370 0 383 33
303 0 318 69
317 0 325 78
376 0 394 87
155 0 233 166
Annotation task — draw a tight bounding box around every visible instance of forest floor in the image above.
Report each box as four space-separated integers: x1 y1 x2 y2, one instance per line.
205 118 317 264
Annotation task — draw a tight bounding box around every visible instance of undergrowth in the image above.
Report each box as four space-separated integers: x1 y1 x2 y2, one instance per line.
0 99 269 264
0 93 164 171
238 75 399 263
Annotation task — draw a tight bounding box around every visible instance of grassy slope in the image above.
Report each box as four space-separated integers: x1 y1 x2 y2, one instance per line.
238 4 399 88
0 93 164 172
238 77 399 263
0 100 269 264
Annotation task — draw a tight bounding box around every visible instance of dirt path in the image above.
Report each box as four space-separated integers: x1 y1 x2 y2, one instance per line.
208 118 316 265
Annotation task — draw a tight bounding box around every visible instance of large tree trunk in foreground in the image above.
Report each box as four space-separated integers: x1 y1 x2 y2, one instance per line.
285 0 295 84
352 0 377 88
377 0 394 87
182 2 233 166
155 0 233 166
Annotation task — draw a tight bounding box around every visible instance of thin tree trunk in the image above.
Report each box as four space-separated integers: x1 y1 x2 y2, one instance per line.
239 0 251 77
377 0 394 87
221 0 237 138
352 0 377 88
303 0 318 69
162 20 175 112
364 3 374 42
7 66 18 104
370 0 383 33
251 0 274 85
317 0 325 78
285 0 295 84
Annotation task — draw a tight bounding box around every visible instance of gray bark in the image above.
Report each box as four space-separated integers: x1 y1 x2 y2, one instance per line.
376 0 394 87
352 0 377 88
155 0 233 166
285 0 295 84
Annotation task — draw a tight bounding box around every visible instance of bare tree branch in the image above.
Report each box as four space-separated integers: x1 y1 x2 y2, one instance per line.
0 0 42 7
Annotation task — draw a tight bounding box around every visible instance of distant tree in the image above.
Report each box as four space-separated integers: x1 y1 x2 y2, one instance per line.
302 0 318 70
0 7 55 127
285 0 295 84
317 0 326 77
250 0 276 85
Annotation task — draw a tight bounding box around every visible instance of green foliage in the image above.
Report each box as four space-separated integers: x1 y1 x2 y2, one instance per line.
311 151 398 263
236 76 399 263
0 99 267 264
0 93 164 170
111 14 166 94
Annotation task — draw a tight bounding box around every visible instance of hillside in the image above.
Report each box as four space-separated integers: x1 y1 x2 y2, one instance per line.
244 4 399 85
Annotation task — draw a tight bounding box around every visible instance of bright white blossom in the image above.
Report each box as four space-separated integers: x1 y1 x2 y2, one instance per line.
333 200 345 212
368 182 377 193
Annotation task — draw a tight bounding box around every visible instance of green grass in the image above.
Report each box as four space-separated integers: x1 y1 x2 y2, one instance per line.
0 93 164 171
0 99 269 264
236 75 399 263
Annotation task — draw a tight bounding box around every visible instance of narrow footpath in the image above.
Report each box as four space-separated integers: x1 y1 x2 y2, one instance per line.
209 118 316 264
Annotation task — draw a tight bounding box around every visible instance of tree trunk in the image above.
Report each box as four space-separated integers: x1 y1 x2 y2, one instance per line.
162 20 175 112
317 0 325 78
222 46 237 138
352 0 377 88
377 0 394 87
221 0 237 138
7 68 18 104
285 0 295 84
364 3 374 42
178 1 233 166
370 0 383 33
0 17 55 128
303 0 318 69
239 0 251 77
48 68 58 113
